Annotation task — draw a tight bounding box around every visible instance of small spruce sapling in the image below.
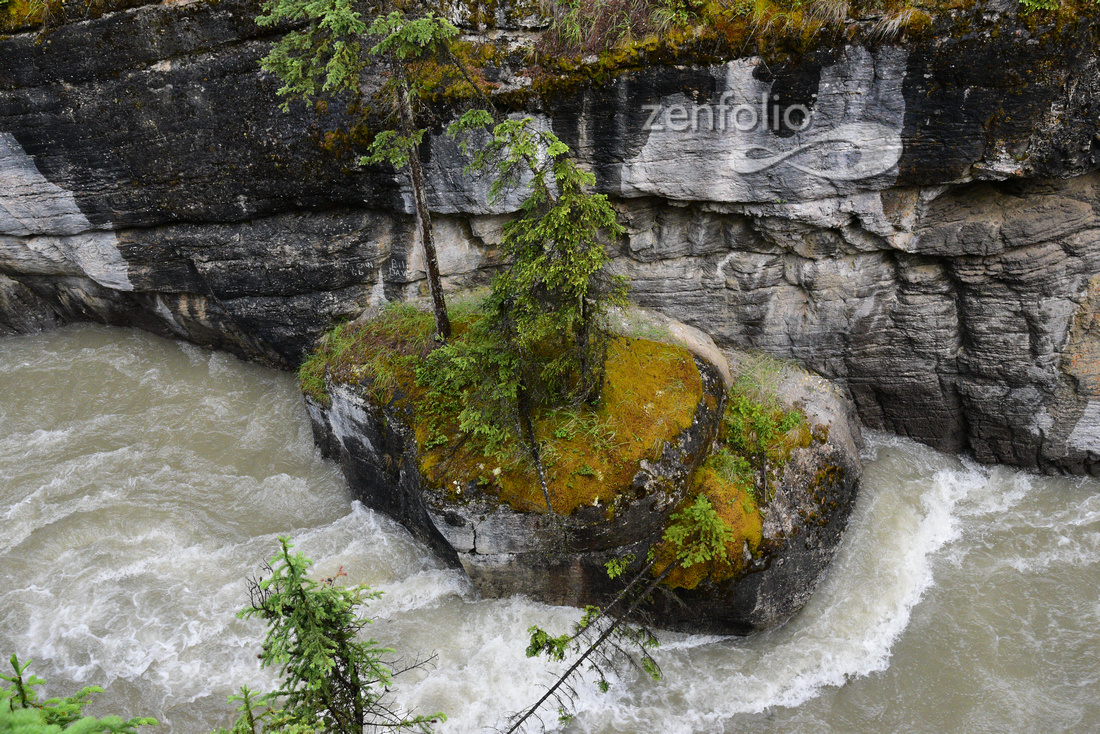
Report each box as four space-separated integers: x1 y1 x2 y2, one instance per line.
452 115 629 408
421 116 628 512
221 538 442 734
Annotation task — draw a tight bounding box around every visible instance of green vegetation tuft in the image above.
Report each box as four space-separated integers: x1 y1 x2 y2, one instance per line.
653 460 763 589
728 352 792 409
650 357 817 590
1 654 156 732
297 302 437 406
708 447 754 489
660 495 737 570
723 392 806 463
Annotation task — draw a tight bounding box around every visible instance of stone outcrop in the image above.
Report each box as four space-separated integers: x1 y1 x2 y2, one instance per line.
0 272 61 335
711 350 863 630
304 320 863 634
1 0 1100 472
305 352 728 627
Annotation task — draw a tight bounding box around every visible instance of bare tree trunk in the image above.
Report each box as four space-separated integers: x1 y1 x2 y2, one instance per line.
398 81 451 341
518 386 554 513
506 559 678 733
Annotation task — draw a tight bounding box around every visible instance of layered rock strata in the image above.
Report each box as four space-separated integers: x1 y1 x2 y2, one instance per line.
0 0 1098 471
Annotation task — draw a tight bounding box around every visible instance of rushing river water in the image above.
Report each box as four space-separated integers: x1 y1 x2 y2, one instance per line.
1 325 1098 733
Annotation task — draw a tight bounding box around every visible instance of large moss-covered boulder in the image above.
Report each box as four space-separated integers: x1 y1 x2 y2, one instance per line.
303 306 728 612
304 305 862 634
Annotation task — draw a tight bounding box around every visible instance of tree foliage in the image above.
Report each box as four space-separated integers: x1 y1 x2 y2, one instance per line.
255 0 367 109
365 11 459 63
512 565 663 734
449 118 629 407
416 315 525 463
400 116 630 512
479 119 629 407
0 655 156 734
259 0 629 470
657 495 736 570
359 11 462 170
219 538 441 734
256 3 463 339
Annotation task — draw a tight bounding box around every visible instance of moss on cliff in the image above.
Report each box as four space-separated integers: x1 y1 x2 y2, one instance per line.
527 0 1096 65
403 0 1099 115
0 0 160 33
655 461 763 589
0 0 41 33
297 302 437 406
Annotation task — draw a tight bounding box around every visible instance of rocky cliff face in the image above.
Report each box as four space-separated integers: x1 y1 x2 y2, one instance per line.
2 0 1099 471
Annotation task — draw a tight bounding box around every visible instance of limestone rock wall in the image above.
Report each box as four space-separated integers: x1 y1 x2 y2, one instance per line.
2 0 1100 470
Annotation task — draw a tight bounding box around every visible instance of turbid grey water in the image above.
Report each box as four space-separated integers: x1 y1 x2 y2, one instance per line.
1 325 1097 733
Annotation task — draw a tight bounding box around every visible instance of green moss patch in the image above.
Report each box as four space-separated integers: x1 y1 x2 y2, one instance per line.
650 369 813 590
0 0 42 33
0 0 162 34
657 461 763 590
419 335 702 514
297 302 437 406
300 303 703 516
